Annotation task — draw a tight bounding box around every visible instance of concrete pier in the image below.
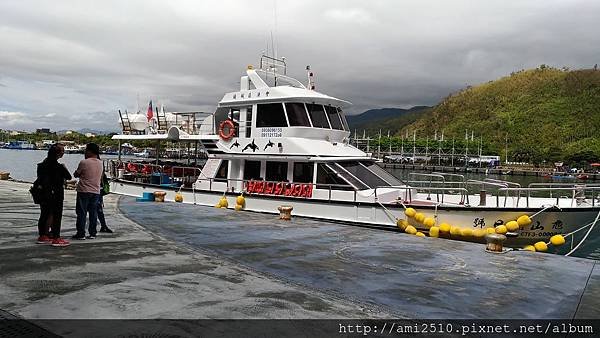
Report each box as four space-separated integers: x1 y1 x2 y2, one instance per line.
1 180 599 335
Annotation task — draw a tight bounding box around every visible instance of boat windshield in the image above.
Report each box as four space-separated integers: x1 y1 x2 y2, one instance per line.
337 161 403 188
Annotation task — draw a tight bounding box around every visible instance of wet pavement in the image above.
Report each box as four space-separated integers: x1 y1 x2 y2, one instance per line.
119 195 600 320
0 181 388 333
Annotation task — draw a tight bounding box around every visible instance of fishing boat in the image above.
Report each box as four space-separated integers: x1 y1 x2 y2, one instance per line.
106 55 600 248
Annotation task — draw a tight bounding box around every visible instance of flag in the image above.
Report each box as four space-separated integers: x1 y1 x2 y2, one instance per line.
147 100 153 121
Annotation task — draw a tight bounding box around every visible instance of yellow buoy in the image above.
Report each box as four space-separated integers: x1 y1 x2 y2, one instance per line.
175 192 183 203
423 217 435 228
236 195 245 206
485 227 496 234
505 221 519 232
415 232 426 237
450 226 461 236
517 215 532 227
439 223 451 233
214 204 221 208
404 208 416 218
495 225 508 234
523 245 536 252
534 241 548 252
234 204 243 211
472 229 486 238
460 228 473 237
405 225 417 235
550 234 566 246
396 219 409 231
219 197 228 208
429 226 440 238
414 212 426 223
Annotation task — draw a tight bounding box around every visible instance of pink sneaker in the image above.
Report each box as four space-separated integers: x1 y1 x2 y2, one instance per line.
36 235 52 244
51 238 70 247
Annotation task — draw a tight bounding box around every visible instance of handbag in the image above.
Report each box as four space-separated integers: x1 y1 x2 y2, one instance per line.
29 178 45 204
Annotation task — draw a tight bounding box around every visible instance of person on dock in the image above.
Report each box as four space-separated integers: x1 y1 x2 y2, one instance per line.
72 143 103 240
96 154 113 233
36 143 72 247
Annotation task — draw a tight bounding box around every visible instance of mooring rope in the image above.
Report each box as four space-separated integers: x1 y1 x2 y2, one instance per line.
565 208 600 256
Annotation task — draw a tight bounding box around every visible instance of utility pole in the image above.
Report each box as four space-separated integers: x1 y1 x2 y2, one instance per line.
451 138 455 167
412 130 416 164
401 135 404 159
377 129 382 159
465 130 469 168
479 135 483 168
425 135 429 165
387 130 391 156
505 133 508 165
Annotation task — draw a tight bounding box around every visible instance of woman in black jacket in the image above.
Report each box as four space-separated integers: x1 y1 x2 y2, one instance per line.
36 143 72 247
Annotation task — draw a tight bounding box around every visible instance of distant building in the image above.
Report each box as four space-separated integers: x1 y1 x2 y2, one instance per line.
85 132 96 137
65 130 73 135
36 128 51 134
9 131 22 136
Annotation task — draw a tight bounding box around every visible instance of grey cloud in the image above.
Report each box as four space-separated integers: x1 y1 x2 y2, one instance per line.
1 0 599 131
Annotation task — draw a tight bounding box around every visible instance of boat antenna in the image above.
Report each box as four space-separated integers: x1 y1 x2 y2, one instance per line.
272 0 277 59
306 65 315 90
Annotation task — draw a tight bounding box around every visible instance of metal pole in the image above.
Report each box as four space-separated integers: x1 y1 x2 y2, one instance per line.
118 140 122 162
451 138 455 167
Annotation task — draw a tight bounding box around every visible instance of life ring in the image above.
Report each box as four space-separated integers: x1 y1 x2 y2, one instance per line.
218 119 236 140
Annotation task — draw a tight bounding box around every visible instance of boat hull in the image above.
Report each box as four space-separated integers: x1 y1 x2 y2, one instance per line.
110 180 598 246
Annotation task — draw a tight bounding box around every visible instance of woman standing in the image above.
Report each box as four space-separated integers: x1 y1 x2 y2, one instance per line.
36 143 72 247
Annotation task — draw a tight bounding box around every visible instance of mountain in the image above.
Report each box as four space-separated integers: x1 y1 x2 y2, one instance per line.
399 66 600 164
346 106 431 134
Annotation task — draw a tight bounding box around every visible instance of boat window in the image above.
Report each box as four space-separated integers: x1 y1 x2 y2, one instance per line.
229 108 240 137
337 107 350 131
245 106 252 138
338 161 389 188
285 103 311 127
244 160 261 180
325 106 344 130
360 161 403 186
316 163 354 190
266 161 288 182
213 107 230 133
215 160 229 181
256 103 288 127
293 162 314 183
306 104 330 128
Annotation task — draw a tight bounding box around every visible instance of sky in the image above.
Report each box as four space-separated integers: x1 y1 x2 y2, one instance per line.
1 0 599 132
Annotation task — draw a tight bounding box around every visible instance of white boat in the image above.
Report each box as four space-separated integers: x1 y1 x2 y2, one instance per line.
64 145 83 154
107 55 600 248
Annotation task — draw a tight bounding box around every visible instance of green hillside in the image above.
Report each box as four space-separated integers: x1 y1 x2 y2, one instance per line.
400 66 600 165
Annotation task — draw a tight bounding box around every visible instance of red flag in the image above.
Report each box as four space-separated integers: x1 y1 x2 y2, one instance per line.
147 100 153 121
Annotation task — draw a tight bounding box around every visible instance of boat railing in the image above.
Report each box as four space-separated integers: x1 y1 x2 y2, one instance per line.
373 185 470 205
495 186 600 208
431 172 467 188
105 160 202 188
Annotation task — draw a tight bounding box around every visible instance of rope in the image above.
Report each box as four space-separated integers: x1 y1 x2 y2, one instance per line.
376 200 398 224
565 208 600 256
529 204 560 219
